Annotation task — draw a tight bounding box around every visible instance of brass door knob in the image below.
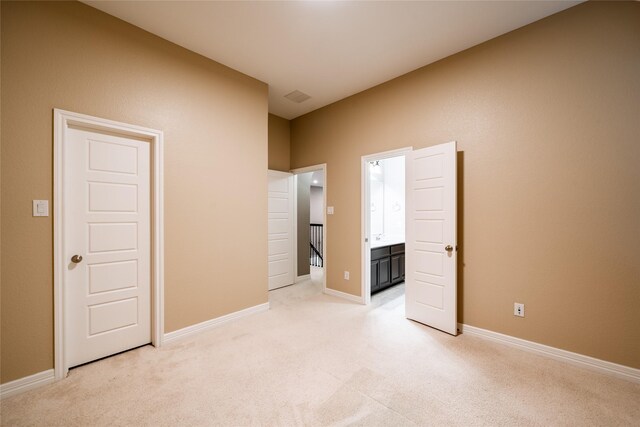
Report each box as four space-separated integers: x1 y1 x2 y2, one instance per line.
445 245 453 252
71 255 83 264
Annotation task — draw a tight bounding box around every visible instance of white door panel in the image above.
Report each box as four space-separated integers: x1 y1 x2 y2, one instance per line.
268 218 289 235
268 239 290 256
88 223 138 252
268 197 289 213
268 170 294 290
65 127 151 367
269 259 291 277
88 260 138 294
405 141 457 335
88 182 138 212
88 298 139 335
88 139 138 173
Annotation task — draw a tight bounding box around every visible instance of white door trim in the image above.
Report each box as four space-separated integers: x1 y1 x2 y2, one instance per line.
361 147 412 305
53 109 164 380
290 164 327 294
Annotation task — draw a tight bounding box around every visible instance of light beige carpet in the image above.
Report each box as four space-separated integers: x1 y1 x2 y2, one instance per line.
2 270 639 426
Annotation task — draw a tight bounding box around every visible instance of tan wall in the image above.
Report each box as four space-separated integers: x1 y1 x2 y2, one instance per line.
1 1 268 383
268 113 290 172
290 2 640 368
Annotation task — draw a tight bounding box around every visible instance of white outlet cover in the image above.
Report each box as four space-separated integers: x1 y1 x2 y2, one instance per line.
327 206 334 215
514 303 525 317
344 271 349 280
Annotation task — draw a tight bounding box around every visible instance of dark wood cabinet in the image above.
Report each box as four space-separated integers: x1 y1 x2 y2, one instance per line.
371 243 404 295
371 260 379 293
379 257 391 287
391 255 402 283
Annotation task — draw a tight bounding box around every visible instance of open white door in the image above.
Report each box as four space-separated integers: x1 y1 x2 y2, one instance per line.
268 170 294 290
405 141 457 335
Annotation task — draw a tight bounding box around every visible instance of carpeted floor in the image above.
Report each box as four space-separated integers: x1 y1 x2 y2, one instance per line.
1 268 639 426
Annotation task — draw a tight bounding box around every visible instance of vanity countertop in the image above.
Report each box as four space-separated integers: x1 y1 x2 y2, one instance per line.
371 238 405 249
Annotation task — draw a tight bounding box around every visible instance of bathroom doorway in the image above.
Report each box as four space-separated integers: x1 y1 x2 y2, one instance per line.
363 143 458 334
361 148 411 304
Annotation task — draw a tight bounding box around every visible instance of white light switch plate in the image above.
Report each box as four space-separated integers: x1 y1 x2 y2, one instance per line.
327 206 334 215
33 200 49 217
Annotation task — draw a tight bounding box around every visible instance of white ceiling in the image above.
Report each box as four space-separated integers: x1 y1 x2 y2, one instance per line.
84 1 581 120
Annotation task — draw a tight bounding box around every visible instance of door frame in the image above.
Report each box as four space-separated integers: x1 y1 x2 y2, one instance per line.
290 164 327 294
53 109 165 380
361 147 412 305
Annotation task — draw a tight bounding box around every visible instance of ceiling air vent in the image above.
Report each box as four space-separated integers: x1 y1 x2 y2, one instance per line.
284 90 311 104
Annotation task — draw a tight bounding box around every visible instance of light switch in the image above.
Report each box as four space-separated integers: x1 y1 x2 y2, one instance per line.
33 200 49 217
327 206 334 215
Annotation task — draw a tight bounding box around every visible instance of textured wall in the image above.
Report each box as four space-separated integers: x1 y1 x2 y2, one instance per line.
291 2 640 368
268 113 290 172
1 1 268 383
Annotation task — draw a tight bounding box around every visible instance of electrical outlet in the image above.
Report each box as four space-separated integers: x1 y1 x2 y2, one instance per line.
344 271 350 280
514 303 525 317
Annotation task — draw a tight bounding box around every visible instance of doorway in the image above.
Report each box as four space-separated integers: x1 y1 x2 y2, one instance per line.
362 143 458 335
361 148 411 305
53 109 164 380
292 164 327 294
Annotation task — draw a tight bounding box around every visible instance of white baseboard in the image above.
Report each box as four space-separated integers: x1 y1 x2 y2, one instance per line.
295 274 311 283
163 302 269 345
0 369 55 399
458 323 640 383
324 288 364 304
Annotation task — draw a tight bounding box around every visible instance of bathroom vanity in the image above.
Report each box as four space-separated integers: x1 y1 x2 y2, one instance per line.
368 155 406 295
371 242 405 294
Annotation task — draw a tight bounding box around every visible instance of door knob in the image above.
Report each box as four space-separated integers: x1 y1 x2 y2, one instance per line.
445 245 453 252
71 255 83 264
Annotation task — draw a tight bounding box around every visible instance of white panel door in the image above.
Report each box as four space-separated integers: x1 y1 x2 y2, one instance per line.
268 170 294 290
65 127 151 367
405 141 457 335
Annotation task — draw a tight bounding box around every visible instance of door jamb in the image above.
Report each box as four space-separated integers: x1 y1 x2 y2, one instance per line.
361 147 412 305
290 164 327 295
53 109 165 380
